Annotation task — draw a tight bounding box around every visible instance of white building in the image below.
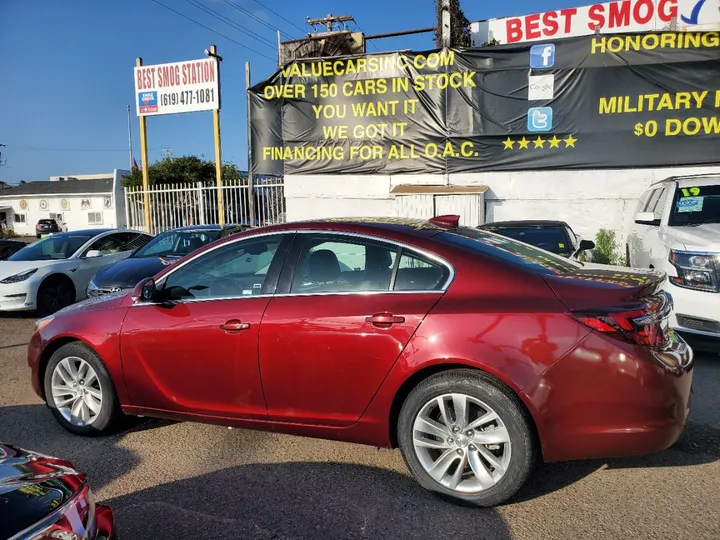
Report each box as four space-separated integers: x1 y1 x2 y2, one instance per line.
283 164 720 249
0 169 129 236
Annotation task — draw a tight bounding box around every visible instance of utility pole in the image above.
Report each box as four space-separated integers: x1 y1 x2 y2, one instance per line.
136 57 152 234
306 13 354 34
207 44 225 227
126 105 133 171
441 0 451 48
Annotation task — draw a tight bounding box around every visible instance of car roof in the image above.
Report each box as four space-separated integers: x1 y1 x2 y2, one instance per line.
49 228 114 236
650 173 720 189
0 239 25 245
170 225 224 232
479 220 570 228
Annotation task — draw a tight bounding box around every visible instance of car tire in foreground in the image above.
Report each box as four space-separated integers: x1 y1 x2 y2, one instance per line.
44 342 124 436
397 369 536 507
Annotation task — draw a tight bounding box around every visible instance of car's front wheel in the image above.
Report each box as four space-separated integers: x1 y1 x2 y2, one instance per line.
398 369 536 507
44 342 123 436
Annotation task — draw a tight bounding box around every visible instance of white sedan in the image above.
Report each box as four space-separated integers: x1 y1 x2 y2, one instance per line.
0 228 153 314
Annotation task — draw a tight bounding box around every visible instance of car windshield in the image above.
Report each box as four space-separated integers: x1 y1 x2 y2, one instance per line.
7 233 94 261
668 183 720 226
437 227 582 275
133 230 221 258
486 225 570 254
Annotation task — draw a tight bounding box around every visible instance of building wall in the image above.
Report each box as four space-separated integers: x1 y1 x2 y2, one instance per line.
284 165 720 247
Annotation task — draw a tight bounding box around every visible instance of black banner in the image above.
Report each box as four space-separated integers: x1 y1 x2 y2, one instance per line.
249 32 720 176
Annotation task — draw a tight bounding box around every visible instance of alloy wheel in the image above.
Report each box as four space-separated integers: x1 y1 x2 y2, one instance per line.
50 356 103 426
412 393 512 493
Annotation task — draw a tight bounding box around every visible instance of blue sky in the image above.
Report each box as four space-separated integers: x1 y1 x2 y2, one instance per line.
0 0 581 183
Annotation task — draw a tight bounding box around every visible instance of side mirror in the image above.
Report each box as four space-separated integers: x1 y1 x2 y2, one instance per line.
634 212 660 226
85 249 102 258
136 277 157 303
578 239 595 252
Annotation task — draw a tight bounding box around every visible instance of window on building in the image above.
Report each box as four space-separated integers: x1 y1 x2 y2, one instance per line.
14 214 26 223
88 212 103 225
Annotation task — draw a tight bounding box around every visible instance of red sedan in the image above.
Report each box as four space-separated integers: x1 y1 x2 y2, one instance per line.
28 216 693 507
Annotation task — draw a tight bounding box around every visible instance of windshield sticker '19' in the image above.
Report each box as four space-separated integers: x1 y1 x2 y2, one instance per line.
677 196 704 213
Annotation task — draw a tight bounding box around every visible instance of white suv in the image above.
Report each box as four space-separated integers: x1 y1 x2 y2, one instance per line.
626 174 720 342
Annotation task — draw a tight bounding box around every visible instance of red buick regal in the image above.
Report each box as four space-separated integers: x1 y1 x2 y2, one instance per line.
28 216 693 507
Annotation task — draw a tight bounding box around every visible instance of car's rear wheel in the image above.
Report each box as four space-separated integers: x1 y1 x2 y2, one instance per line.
44 342 123 436
397 369 536 507
37 275 75 315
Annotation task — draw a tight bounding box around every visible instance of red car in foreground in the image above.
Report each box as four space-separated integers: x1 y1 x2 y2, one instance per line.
28 216 693 507
0 442 114 540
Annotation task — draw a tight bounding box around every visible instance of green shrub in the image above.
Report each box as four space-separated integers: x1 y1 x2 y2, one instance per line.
592 229 626 266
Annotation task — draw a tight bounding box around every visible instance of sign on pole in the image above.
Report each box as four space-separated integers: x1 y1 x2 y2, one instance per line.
134 58 220 116
470 0 720 45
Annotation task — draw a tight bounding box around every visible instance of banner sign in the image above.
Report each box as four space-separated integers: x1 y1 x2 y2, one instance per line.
470 0 720 45
248 32 720 176
134 58 219 117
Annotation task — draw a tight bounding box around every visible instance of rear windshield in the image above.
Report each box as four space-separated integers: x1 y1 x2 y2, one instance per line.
437 227 582 275
38 220 55 224
486 225 570 254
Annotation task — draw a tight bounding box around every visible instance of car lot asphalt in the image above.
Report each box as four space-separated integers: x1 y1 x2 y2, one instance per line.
1 313 718 540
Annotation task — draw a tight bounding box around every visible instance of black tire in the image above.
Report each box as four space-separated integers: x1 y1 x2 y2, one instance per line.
36 233 41 239
37 275 76 315
44 342 124 436
397 369 536 507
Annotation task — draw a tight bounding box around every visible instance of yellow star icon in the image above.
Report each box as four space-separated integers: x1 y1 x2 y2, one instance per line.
502 137 515 150
517 137 530 149
548 136 561 148
564 134 578 148
533 136 545 149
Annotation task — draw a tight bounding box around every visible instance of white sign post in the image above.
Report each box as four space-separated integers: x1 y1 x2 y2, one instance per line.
133 58 220 117
470 0 720 45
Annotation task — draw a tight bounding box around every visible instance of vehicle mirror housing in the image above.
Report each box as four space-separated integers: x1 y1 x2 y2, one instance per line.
634 212 660 226
578 239 595 252
85 249 102 258
136 277 157 303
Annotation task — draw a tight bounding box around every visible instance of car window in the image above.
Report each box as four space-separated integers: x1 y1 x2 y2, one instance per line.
116 232 153 252
7 233 95 261
160 236 282 301
668 183 720 226
437 227 582 275
83 234 127 257
291 235 398 294
134 230 220 258
486 225 571 255
394 250 450 291
642 188 662 213
648 187 668 218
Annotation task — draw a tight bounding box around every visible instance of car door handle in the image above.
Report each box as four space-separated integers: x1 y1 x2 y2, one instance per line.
366 313 405 326
220 320 251 332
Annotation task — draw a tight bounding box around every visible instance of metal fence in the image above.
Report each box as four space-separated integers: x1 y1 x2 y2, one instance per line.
124 178 286 234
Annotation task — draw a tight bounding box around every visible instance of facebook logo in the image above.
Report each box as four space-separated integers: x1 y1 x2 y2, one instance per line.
530 44 555 68
527 107 553 132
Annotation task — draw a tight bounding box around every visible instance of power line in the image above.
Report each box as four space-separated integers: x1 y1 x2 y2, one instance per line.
221 0 298 40
246 0 307 35
149 0 275 61
354 20 381 52
184 0 276 49
9 145 164 153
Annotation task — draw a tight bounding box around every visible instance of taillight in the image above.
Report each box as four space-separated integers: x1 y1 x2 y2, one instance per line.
571 293 673 348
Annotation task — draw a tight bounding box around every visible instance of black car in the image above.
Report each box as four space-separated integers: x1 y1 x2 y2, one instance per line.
86 224 247 298
0 239 25 261
478 220 595 259
0 442 115 540
35 219 62 238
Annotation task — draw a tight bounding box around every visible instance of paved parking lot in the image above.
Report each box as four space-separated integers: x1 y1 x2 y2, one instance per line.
1 314 718 540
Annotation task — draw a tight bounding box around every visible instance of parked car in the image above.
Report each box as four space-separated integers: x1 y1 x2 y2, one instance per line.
35 218 65 238
627 174 720 342
0 239 26 261
0 229 152 314
29 216 692 507
0 442 115 540
478 220 595 259
87 224 246 298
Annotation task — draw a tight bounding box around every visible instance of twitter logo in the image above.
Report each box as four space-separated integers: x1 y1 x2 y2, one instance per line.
527 107 553 132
